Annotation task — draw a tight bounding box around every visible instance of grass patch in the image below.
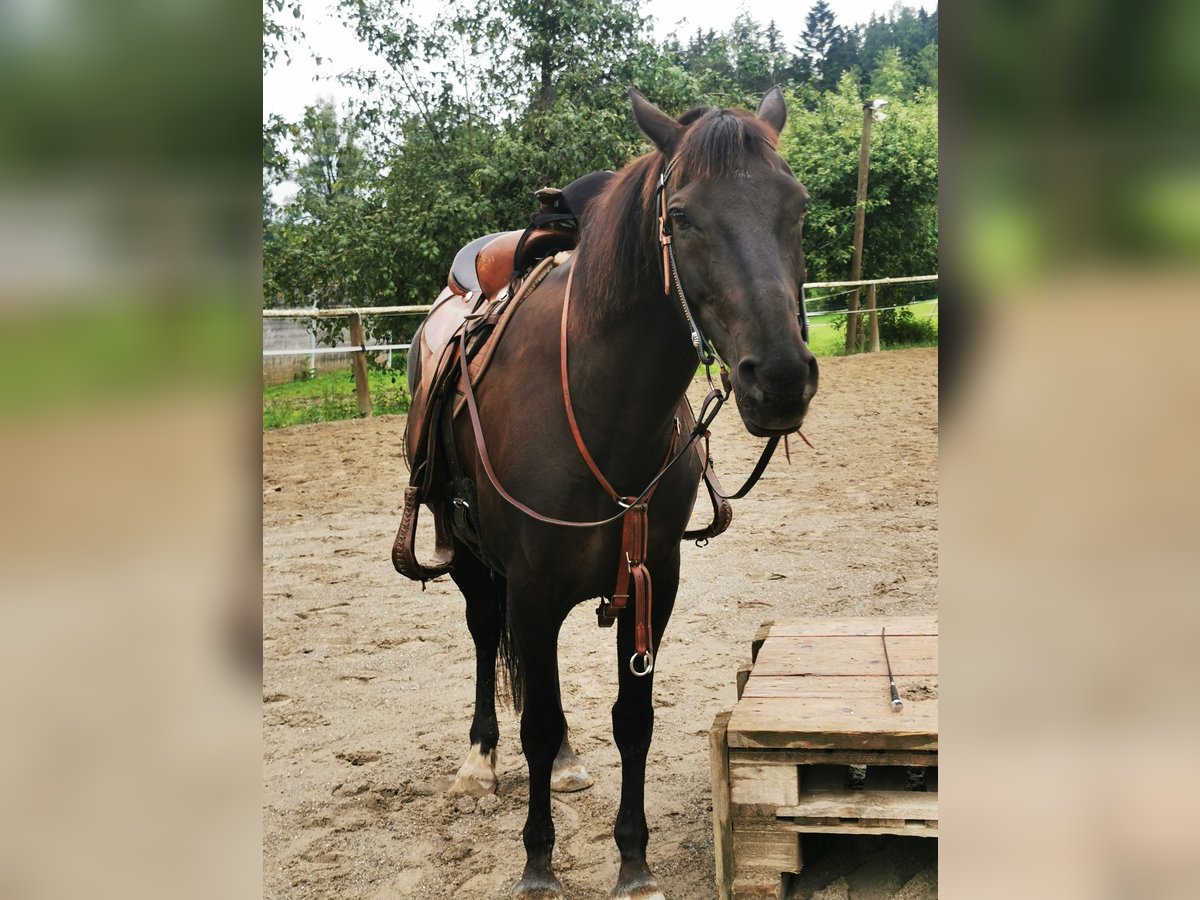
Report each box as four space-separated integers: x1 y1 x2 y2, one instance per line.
263 366 410 429
806 298 938 356
261 299 938 429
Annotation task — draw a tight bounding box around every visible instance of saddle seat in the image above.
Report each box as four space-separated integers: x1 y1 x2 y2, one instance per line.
414 170 618 423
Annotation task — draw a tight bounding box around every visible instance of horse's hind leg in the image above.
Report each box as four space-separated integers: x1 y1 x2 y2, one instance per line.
610 552 678 900
550 662 594 793
448 542 505 797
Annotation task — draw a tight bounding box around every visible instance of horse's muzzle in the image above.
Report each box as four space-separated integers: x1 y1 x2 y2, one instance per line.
733 348 819 437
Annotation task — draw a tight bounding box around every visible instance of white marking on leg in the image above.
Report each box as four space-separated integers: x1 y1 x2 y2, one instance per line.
448 743 497 797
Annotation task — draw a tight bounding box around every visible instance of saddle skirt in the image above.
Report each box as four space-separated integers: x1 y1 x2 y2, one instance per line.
404 252 564 504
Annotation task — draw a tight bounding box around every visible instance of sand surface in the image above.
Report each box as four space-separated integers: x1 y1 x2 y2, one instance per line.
263 347 938 899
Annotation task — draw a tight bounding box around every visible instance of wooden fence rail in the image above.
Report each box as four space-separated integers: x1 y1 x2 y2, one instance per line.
262 274 938 415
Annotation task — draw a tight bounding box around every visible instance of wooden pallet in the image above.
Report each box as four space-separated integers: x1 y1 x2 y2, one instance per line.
710 617 938 899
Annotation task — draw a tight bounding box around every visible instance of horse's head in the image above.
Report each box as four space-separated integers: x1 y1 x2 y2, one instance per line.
631 88 819 437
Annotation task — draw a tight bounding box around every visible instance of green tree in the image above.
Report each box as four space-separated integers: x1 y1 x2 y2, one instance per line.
859 6 938 95
869 47 911 101
779 74 937 309
262 0 938 360
801 1 859 91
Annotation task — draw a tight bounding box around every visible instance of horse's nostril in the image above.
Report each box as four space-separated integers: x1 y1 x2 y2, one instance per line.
736 357 765 401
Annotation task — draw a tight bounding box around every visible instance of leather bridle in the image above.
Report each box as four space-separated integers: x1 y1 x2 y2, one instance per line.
456 157 808 676
656 155 718 368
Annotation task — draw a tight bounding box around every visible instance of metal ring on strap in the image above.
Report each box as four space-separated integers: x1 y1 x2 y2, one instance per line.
629 651 654 677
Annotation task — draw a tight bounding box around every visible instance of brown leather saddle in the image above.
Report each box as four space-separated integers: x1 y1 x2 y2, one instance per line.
404 174 614 495
393 172 733 584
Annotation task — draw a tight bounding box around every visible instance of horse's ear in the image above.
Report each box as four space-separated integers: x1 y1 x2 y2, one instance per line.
757 86 787 136
629 88 684 156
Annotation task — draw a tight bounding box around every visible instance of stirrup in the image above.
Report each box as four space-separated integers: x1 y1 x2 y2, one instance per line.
392 486 454 584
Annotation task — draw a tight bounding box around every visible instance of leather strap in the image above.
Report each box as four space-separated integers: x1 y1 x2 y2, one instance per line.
560 263 621 502
684 459 734 542
598 500 654 674
712 436 782 500
459 339 654 528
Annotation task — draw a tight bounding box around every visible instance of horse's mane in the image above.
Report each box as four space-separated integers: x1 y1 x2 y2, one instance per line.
573 106 780 324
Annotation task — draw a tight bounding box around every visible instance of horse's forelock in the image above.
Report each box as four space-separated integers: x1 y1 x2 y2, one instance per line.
673 108 778 182
574 106 779 323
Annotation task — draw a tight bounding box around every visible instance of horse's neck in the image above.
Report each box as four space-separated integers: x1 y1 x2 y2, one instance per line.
564 268 696 473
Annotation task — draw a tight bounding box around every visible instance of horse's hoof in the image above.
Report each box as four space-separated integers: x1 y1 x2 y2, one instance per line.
447 744 497 797
550 744 593 793
512 873 565 899
550 759 594 793
610 873 665 900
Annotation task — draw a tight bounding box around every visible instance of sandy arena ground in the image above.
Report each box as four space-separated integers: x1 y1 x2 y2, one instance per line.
263 347 938 899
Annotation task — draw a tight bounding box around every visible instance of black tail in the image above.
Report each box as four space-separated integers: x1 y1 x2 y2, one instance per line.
495 584 524 713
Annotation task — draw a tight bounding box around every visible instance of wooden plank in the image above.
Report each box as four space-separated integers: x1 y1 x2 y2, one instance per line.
709 711 734 900
767 617 936 637
750 620 775 664
736 664 752 701
751 635 937 677
777 789 938 821
262 304 432 318
730 758 800 825
775 820 938 838
731 874 786 900
729 748 937 768
860 766 910 826
740 674 938 701
727 696 937 751
731 827 801 878
730 760 800 807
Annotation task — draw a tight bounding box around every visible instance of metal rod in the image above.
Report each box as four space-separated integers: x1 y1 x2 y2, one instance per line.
882 626 903 711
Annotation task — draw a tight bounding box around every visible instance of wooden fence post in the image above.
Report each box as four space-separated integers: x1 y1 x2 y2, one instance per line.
846 101 876 353
868 283 880 352
348 312 372 417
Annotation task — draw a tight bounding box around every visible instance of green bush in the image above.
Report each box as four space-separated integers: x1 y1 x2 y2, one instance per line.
877 306 937 344
832 304 937 349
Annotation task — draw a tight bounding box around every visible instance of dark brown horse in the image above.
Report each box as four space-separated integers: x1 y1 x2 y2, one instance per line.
410 88 817 899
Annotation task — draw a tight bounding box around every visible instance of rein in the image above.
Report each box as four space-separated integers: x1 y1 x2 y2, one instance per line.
455 156 806 675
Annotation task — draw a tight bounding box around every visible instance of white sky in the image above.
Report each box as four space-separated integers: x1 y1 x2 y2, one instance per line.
263 0 937 122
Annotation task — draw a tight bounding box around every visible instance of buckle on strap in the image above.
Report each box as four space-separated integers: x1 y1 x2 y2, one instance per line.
629 650 654 677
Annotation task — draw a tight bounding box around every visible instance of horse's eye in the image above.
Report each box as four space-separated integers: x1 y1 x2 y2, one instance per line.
668 208 691 229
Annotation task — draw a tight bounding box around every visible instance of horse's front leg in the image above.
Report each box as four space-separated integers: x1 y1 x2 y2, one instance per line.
510 584 568 899
610 552 678 900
